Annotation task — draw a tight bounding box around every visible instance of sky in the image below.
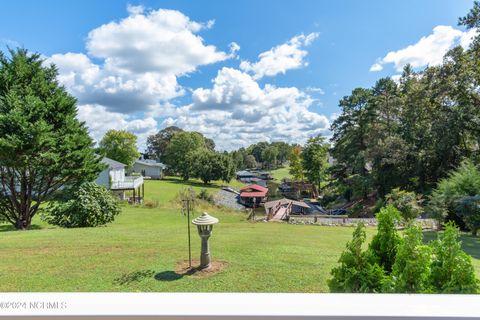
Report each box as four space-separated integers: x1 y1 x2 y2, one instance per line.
0 0 476 151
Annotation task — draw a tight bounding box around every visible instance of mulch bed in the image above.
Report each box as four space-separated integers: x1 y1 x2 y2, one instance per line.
175 259 228 278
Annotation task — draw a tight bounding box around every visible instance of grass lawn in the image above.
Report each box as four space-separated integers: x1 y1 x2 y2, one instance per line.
0 178 479 292
270 166 292 181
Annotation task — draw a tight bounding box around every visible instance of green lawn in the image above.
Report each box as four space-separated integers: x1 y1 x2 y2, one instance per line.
270 166 292 181
0 178 479 292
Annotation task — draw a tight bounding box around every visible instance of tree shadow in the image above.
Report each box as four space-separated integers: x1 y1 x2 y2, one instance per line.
423 231 480 260
154 271 185 282
0 224 42 232
114 270 156 285
162 177 219 189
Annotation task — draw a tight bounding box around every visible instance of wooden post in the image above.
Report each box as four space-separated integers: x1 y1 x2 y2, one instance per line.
142 183 145 200
133 188 135 204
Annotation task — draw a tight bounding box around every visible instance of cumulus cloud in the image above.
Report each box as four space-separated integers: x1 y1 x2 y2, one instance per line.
174 67 330 150
47 7 233 114
77 104 158 148
370 26 477 72
240 32 319 79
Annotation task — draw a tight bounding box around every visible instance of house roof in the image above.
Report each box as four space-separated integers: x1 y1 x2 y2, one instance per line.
240 191 267 198
102 157 126 169
236 170 255 177
264 198 310 210
240 184 268 192
135 159 166 168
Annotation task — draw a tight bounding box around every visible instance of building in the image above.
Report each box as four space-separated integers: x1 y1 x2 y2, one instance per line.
95 157 144 203
130 159 165 179
239 184 268 207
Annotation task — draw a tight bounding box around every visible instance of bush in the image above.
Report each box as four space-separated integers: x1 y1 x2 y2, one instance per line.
43 182 121 228
385 188 422 221
430 222 479 293
386 223 432 293
369 205 401 273
456 196 480 236
197 189 214 204
142 199 159 209
328 223 385 293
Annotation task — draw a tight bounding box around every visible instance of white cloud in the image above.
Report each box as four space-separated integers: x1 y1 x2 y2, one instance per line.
370 25 477 72
305 86 325 95
240 32 319 79
77 104 158 148
47 7 233 114
175 67 330 150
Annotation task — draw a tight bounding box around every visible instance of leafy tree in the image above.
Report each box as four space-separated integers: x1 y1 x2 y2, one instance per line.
387 224 433 293
0 49 103 230
165 132 206 180
248 142 269 165
289 145 304 181
369 205 402 273
98 130 139 167
188 149 235 184
245 154 257 169
428 160 480 232
302 135 329 190
43 182 121 228
385 188 423 221
456 196 480 236
272 142 291 165
430 222 479 293
261 145 278 170
145 126 183 162
328 222 385 292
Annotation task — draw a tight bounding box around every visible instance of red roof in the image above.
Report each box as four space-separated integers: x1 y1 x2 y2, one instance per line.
240 184 268 192
240 191 267 198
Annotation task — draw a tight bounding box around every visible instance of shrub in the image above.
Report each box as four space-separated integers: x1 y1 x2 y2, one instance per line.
143 199 159 209
430 222 479 293
387 223 432 293
385 188 422 221
456 196 480 236
197 189 214 204
43 182 121 228
369 205 401 273
328 223 385 293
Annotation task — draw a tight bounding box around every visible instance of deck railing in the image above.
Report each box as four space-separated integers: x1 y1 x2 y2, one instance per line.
111 176 144 190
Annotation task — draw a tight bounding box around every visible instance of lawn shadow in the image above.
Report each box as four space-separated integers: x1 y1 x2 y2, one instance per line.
0 224 42 232
162 177 221 189
423 231 480 260
114 270 156 285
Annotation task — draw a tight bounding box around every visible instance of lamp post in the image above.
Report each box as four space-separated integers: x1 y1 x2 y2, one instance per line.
192 212 219 270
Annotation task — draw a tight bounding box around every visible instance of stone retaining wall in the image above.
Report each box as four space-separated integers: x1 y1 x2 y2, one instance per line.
288 216 439 229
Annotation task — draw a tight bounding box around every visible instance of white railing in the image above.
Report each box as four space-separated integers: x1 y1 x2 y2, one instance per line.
111 176 144 190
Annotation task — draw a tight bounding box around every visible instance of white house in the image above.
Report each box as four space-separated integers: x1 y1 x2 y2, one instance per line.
129 158 165 180
96 157 144 202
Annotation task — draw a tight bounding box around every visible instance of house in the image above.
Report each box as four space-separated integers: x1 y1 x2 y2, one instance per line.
129 159 165 179
239 184 268 207
95 157 144 203
264 198 311 221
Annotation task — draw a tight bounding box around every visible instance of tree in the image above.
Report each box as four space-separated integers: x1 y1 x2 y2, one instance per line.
328 223 385 293
302 135 329 190
369 205 402 273
385 188 423 221
430 222 479 293
248 142 269 165
145 126 183 162
164 132 206 180
245 154 257 169
43 182 121 228
289 146 304 181
0 49 103 230
98 130 139 167
456 196 480 236
387 224 433 293
261 145 278 170
272 142 291 165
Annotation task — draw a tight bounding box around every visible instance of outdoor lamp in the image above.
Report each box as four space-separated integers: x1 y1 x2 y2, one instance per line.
192 212 219 269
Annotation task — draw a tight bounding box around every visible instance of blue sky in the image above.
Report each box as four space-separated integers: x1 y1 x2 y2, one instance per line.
0 0 475 150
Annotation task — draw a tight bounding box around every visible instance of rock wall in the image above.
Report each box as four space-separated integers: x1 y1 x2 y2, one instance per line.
288 216 439 230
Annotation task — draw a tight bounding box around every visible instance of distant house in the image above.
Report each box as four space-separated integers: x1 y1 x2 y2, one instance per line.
239 184 268 207
96 157 144 203
130 159 165 179
264 198 311 221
